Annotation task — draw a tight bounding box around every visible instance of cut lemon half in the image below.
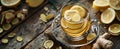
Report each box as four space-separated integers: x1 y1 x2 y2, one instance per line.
1 0 21 7
108 24 120 34
70 5 86 18
101 8 115 24
109 0 120 10
64 10 81 22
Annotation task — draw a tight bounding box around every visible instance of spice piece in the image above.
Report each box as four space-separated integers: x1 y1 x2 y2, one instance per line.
43 40 54 49
16 36 23 42
11 18 20 25
17 12 25 20
2 23 12 30
0 28 3 33
92 33 113 49
44 7 48 11
8 33 16 38
40 14 47 22
1 39 8 44
46 13 54 20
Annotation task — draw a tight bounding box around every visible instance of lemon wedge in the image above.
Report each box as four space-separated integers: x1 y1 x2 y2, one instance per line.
70 5 86 17
101 8 115 24
1 0 21 7
64 10 81 22
108 24 120 34
109 0 120 10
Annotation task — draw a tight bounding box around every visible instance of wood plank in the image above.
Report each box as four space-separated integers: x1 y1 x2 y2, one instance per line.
0 0 48 39
0 5 54 49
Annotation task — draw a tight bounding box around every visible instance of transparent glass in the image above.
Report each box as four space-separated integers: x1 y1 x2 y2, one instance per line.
51 2 100 47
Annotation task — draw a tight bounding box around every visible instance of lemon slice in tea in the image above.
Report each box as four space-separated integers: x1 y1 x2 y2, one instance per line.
64 10 81 22
70 5 86 18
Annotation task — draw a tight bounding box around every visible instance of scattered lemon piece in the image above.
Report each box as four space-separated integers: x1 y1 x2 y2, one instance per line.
92 0 109 11
108 24 120 34
2 23 12 30
87 33 96 41
43 40 54 49
1 39 8 44
1 0 21 7
26 0 44 7
16 36 23 42
109 0 120 10
40 14 47 22
101 8 115 24
46 13 54 20
0 28 3 33
8 33 16 38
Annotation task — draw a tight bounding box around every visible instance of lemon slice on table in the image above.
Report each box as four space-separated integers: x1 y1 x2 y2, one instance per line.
43 40 54 49
101 8 115 24
1 0 21 7
108 24 120 35
26 0 44 7
64 10 81 22
70 5 86 18
92 0 109 11
109 0 120 10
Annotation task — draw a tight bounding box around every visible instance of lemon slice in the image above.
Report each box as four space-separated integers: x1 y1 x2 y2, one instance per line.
62 20 88 34
63 21 90 37
1 39 8 44
109 0 120 10
1 0 21 7
61 5 72 17
26 0 44 7
108 24 120 34
64 10 81 22
16 36 23 42
87 33 96 41
70 5 86 17
101 8 115 24
40 14 47 22
92 0 109 11
43 40 54 49
93 0 109 7
61 18 83 29
0 28 3 33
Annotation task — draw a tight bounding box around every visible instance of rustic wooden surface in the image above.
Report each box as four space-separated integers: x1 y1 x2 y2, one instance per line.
0 0 120 49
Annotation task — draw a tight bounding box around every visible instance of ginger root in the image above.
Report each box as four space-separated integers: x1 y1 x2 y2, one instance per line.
92 33 113 49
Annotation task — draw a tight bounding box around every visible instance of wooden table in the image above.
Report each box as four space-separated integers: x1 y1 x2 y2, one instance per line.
0 0 120 49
